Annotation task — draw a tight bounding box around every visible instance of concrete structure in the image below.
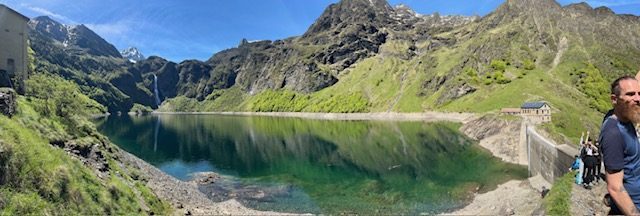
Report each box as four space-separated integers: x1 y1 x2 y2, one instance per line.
526 125 577 183
521 102 551 123
0 4 29 92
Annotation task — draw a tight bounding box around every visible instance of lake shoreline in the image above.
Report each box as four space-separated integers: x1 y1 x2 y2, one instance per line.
152 111 477 123
119 149 302 215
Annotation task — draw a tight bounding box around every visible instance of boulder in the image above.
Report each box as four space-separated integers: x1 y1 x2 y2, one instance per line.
0 88 17 117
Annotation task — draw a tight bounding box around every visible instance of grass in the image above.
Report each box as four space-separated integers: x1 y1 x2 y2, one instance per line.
0 74 172 215
544 171 575 215
441 63 601 143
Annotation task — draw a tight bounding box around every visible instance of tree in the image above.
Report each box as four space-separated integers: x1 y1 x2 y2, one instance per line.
25 74 105 117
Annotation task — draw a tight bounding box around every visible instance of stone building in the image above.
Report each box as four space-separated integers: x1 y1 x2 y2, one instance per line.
0 4 29 92
500 101 552 123
520 101 551 123
500 108 521 115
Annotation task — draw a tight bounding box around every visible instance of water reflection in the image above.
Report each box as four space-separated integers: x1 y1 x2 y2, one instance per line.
96 114 526 214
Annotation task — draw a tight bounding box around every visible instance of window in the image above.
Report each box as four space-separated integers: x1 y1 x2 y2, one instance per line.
7 59 15 75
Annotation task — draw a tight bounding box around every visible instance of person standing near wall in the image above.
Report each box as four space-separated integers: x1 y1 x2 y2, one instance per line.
600 75 640 215
583 140 597 186
594 141 602 183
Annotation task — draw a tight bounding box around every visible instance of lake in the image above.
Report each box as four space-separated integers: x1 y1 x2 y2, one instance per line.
95 114 526 214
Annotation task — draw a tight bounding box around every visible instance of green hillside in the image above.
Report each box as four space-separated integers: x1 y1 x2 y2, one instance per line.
0 75 171 215
160 0 640 142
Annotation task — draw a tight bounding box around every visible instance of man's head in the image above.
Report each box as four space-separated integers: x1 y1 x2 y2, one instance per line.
611 75 640 123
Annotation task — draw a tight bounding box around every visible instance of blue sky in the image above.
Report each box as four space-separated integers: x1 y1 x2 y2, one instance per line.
2 0 639 62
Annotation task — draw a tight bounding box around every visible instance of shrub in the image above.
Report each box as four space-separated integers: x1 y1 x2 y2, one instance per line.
25 74 105 117
493 71 511 84
490 60 507 71
523 59 536 70
248 90 310 112
306 92 369 113
576 63 609 113
129 104 153 114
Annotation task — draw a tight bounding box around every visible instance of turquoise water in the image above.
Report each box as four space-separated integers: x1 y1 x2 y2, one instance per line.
95 114 526 214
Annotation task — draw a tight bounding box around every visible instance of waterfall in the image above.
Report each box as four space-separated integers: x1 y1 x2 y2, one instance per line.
153 74 161 107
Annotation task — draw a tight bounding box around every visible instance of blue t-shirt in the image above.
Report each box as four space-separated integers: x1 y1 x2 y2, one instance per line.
600 115 640 208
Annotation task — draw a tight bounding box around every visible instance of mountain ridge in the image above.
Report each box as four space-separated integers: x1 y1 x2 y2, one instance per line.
24 0 640 141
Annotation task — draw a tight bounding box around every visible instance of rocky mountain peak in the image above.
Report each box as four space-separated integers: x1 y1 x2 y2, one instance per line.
563 2 593 12
342 0 393 12
506 0 560 8
66 24 122 58
302 0 393 38
121 47 145 62
393 4 418 19
29 16 68 42
594 6 614 16
494 0 562 16
30 16 121 58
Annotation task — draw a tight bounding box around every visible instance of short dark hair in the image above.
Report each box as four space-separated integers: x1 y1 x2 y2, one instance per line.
611 75 637 96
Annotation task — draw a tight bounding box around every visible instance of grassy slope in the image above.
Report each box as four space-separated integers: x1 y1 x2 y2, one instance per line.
160 43 600 144
544 171 574 215
0 76 172 214
159 18 628 144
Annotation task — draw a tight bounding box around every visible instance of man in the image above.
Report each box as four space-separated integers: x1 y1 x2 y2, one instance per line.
600 75 640 215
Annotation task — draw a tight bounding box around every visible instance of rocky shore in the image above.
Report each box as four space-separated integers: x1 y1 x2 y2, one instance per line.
453 114 548 215
119 150 300 215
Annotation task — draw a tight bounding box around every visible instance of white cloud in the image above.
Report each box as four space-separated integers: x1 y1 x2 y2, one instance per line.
20 3 75 24
85 20 133 39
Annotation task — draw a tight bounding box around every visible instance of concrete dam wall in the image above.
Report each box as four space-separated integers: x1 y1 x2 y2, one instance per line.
526 125 578 183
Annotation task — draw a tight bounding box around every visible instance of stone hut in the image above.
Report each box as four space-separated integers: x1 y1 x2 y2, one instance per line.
0 4 29 93
500 108 521 115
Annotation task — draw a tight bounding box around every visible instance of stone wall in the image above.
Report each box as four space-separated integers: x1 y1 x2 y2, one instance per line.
526 126 577 182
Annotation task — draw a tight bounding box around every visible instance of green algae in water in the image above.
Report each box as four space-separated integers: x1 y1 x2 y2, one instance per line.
96 114 527 214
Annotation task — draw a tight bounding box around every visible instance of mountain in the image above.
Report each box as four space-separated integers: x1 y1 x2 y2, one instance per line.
121 47 145 62
158 0 640 140
29 16 147 111
24 0 640 141
29 16 122 58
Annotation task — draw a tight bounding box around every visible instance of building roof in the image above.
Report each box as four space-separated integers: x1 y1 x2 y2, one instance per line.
521 101 548 109
0 4 30 21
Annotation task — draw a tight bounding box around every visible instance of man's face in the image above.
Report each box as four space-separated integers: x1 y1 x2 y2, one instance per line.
613 79 640 123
